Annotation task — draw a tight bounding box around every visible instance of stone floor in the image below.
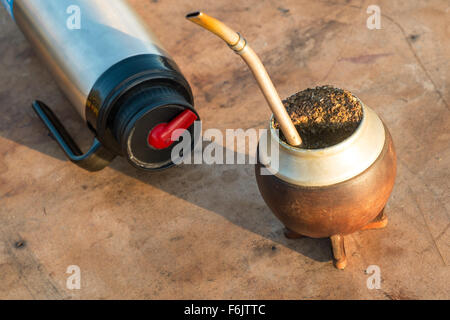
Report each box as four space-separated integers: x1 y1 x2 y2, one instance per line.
0 0 448 299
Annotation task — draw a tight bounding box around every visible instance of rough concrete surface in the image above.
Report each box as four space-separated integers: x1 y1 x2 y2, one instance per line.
0 0 448 299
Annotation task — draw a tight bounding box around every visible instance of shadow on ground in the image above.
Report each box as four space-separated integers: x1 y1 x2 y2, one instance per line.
1 108 333 263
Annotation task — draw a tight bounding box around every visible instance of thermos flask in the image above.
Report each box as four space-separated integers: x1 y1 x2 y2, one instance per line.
1 0 200 171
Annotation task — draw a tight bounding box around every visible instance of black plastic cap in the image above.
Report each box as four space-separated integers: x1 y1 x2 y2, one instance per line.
111 83 199 170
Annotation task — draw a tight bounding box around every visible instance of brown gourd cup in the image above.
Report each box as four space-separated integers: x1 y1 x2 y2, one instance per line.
255 100 396 269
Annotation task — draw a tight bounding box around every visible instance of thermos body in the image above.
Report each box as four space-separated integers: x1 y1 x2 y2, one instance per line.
14 0 167 120
3 0 200 171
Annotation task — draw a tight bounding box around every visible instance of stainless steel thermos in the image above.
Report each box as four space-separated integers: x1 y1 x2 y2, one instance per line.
2 0 199 171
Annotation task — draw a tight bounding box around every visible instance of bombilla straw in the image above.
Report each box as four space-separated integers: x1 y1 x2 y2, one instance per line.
186 11 302 147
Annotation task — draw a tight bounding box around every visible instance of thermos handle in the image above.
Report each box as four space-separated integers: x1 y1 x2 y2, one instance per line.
32 101 116 172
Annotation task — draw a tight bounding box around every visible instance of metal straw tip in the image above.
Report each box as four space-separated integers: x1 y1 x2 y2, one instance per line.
186 11 201 19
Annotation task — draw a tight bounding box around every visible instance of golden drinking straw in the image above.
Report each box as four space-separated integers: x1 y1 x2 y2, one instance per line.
186 11 302 147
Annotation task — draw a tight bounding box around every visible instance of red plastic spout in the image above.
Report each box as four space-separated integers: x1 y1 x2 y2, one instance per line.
148 110 198 150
